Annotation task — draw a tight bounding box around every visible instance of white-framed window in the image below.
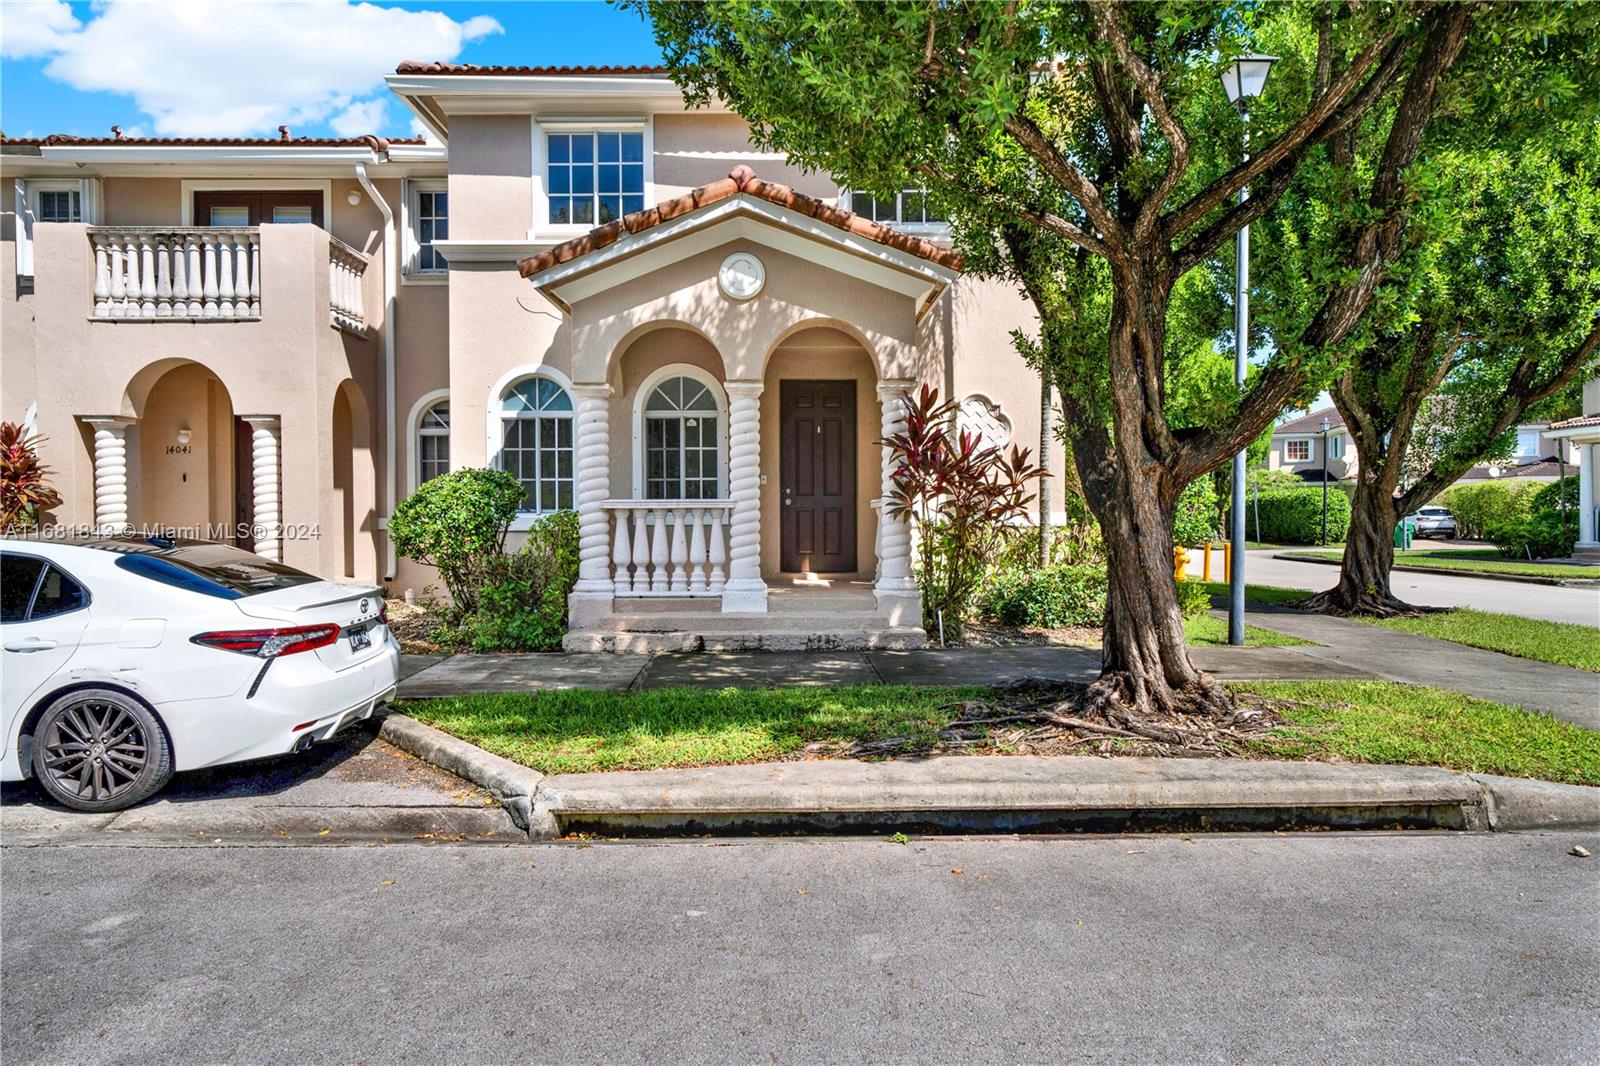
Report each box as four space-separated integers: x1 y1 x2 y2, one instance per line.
1327 434 1343 459
14 178 96 278
417 401 450 486
848 187 946 229
405 179 448 275
497 375 574 512
635 369 726 501
546 129 646 226
1285 438 1312 462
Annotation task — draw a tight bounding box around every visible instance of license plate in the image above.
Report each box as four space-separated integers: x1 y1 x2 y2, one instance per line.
347 625 371 652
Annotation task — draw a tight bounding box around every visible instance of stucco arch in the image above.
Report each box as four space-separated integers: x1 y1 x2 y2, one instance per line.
118 355 277 421
329 378 377 580
577 317 722 385
758 318 886 381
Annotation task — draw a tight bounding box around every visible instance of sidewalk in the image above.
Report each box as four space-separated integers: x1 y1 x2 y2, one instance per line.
398 611 1596 729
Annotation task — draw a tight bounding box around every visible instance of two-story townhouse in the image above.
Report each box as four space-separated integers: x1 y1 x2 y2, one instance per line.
2 62 1064 651
1266 408 1354 483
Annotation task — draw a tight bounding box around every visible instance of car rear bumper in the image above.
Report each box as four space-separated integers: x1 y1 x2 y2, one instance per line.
161 637 401 771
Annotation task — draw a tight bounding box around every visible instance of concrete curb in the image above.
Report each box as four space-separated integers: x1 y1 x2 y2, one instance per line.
378 713 556 839
1273 552 1600 588
377 720 1600 839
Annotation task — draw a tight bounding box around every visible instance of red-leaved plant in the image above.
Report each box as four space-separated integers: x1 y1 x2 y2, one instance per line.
1 422 63 532
881 385 1043 639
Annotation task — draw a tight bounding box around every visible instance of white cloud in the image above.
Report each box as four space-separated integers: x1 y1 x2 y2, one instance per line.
329 97 390 138
0 0 81 59
18 0 502 137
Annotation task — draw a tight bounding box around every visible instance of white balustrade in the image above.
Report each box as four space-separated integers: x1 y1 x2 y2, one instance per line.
328 237 370 334
604 502 733 597
88 227 261 320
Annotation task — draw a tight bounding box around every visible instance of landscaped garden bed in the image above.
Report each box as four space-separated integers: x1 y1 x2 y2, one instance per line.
399 679 1600 785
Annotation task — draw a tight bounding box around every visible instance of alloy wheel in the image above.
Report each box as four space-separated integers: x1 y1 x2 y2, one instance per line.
39 699 151 805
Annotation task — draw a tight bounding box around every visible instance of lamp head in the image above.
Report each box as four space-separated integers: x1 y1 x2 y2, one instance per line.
1319 417 1331 434
1221 54 1278 106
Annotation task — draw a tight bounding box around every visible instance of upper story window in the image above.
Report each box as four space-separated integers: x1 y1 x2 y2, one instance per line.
497 376 574 512
1285 439 1311 462
849 187 946 228
547 130 645 226
1327 434 1343 459
406 181 448 275
37 189 82 223
417 401 450 487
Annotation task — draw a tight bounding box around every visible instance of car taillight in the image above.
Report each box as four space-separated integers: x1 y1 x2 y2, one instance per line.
378 605 388 627
191 624 340 658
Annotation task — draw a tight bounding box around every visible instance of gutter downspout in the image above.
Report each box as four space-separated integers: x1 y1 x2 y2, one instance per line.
355 161 398 581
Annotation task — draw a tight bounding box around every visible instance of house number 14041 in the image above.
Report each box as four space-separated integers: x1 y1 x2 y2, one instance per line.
166 444 191 455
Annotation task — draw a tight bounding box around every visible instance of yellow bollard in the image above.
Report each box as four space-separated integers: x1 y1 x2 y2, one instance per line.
1202 542 1214 583
1224 541 1233 582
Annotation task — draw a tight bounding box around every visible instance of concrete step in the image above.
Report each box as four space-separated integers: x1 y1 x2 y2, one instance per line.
598 611 886 633
563 625 926 654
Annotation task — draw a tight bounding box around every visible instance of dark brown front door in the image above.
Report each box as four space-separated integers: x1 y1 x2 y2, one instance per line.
193 191 323 227
233 418 255 550
780 380 857 573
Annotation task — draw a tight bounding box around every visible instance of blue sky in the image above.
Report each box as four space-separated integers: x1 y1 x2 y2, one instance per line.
2 1 666 140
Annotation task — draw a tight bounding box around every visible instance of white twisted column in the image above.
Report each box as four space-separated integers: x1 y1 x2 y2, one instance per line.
243 416 282 562
721 381 767 613
568 383 615 629
83 417 133 532
874 379 921 626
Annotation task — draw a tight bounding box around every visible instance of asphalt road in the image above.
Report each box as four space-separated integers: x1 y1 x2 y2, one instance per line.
3 832 1596 1065
1233 550 1600 626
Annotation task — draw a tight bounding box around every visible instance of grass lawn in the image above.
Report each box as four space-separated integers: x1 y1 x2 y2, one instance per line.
1236 681 1600 786
401 680 1600 784
1196 580 1310 606
1283 548 1599 580
1183 612 1310 647
1363 609 1600 674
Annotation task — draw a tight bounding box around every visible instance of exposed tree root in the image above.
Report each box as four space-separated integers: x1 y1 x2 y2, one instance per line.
801 678 1283 762
1301 586 1451 619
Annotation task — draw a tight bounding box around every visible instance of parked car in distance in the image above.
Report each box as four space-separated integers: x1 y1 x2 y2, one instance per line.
1 535 398 812
1405 506 1458 539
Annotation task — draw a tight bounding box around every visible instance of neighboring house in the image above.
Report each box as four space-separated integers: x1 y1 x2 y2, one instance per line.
1 62 1063 651
1542 377 1600 563
1266 408 1355 483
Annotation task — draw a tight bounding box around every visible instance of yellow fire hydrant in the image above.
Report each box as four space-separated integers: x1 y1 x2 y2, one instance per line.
1173 544 1190 583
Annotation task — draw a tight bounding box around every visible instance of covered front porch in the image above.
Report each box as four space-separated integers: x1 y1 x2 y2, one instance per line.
517 166 960 650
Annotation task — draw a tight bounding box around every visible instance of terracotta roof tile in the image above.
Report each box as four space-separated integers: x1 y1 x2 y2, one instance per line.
518 166 962 279
1274 408 1345 435
1461 456 1570 480
395 61 668 76
3 133 425 150
1549 413 1600 430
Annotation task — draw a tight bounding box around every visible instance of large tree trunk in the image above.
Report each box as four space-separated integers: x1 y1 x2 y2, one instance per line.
1072 269 1233 721
1303 475 1415 615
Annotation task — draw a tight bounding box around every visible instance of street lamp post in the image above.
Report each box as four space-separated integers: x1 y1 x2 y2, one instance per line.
1221 53 1277 647
1320 416 1331 545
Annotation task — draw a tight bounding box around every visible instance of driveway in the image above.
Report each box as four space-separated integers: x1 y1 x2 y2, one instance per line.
0 717 519 846
1232 549 1600 626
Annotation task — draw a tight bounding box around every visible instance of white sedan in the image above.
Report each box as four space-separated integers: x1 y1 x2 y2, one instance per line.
1 535 399 812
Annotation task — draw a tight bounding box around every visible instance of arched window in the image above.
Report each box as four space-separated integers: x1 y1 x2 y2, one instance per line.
498 376 574 512
416 401 450 486
642 373 722 499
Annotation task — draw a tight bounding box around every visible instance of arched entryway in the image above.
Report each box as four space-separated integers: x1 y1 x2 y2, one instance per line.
132 362 237 541
760 326 880 580
330 380 377 581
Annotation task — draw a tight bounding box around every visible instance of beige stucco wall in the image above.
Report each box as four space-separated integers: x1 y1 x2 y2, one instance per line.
136 362 234 534
449 115 533 241
653 114 826 201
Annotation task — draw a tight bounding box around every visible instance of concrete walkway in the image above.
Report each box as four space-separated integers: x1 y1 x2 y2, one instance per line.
398 643 1376 698
398 609 1599 730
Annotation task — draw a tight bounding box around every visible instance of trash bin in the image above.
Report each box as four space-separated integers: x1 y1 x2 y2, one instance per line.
1394 520 1414 549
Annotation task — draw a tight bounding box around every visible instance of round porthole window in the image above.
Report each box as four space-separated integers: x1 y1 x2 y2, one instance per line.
718 252 765 300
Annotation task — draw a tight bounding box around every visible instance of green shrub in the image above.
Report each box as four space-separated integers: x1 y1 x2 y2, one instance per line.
1438 481 1535 540
459 510 580 651
978 563 1107 628
390 469 525 609
1173 478 1219 548
1175 580 1213 618
1251 487 1351 545
1487 477 1578 560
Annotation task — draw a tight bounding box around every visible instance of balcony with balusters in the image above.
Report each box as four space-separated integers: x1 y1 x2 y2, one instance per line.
86 225 372 335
